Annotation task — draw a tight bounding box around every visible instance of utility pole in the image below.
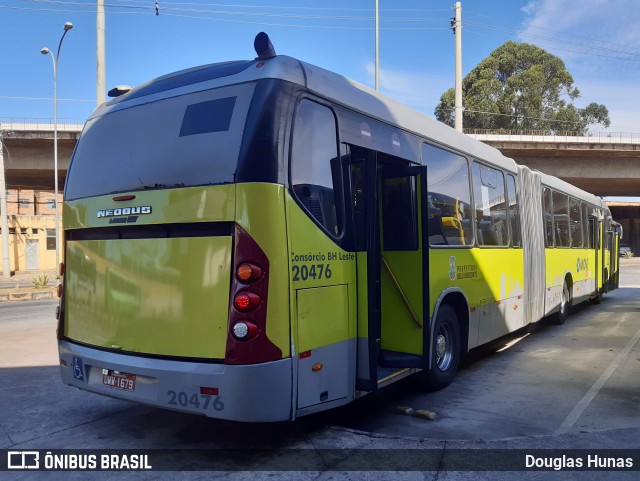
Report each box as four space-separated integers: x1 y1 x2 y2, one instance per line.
97 0 106 105
453 1 463 132
375 0 379 91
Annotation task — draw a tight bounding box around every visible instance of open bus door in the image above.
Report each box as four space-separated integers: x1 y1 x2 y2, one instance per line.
589 216 602 302
355 158 429 391
378 164 427 367
605 230 615 291
612 224 621 289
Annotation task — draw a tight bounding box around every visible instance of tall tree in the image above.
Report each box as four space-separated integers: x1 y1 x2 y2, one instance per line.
435 41 610 134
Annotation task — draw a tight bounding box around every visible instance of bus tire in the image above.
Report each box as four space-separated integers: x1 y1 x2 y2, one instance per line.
590 290 602 305
552 280 571 325
423 304 461 391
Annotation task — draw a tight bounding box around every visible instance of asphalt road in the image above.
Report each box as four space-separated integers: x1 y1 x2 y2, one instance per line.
331 262 640 440
1 260 639 480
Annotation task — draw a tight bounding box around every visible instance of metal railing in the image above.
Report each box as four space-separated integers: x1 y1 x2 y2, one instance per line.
464 129 640 144
0 117 84 132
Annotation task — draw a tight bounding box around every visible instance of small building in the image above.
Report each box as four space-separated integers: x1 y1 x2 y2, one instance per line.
1 120 80 276
0 188 62 272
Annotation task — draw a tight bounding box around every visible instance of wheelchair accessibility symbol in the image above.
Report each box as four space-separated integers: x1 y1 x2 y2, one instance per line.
73 356 85 381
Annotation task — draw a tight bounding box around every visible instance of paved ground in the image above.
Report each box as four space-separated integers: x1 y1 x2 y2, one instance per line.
0 260 639 480
331 260 640 440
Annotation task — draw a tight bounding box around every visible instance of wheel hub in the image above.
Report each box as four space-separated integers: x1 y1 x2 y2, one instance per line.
436 334 447 359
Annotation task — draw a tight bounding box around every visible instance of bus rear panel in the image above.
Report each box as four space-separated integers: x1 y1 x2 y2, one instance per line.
59 61 296 421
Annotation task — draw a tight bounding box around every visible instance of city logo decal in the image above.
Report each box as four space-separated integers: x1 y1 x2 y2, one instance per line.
449 256 457 281
576 258 589 272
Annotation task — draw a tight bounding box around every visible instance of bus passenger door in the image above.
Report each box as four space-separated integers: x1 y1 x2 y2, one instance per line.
376 164 428 376
605 230 615 290
589 217 600 295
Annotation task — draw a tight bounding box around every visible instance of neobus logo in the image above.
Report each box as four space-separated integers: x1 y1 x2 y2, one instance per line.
97 206 152 218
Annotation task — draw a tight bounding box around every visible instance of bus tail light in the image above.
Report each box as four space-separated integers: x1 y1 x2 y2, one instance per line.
232 321 259 340
225 225 282 365
233 292 261 311
236 263 263 282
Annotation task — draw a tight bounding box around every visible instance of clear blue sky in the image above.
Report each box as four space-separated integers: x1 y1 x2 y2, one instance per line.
0 0 639 133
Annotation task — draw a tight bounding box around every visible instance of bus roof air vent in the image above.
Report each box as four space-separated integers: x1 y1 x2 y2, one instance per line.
254 32 276 60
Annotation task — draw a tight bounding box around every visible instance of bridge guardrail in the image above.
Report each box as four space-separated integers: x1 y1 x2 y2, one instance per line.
0 118 84 132
465 129 640 144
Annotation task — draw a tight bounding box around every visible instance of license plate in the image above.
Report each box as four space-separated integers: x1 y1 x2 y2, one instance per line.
102 369 136 392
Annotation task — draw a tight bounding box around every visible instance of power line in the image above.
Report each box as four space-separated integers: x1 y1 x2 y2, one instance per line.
43 0 452 12
3 1 638 60
29 0 449 22
436 107 599 126
465 28 640 63
465 20 640 58
150 12 450 30
0 0 448 31
0 95 95 103
466 9 640 55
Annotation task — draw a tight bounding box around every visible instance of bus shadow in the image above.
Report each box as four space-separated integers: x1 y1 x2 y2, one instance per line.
322 291 633 432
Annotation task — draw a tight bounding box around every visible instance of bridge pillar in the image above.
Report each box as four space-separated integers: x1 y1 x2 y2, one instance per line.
0 133 10 278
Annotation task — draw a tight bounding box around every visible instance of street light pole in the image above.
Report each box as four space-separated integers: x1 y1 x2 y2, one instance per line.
41 21 73 275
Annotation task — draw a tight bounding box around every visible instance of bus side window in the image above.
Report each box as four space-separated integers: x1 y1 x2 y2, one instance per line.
569 197 583 248
423 143 473 246
290 99 342 237
553 191 570 247
471 162 508 247
543 188 554 247
381 175 418 251
507 174 521 247
583 203 591 249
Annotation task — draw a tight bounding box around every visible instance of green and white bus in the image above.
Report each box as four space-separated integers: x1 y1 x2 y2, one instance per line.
58 33 619 422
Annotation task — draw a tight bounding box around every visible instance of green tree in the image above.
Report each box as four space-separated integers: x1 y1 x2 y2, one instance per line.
435 41 610 134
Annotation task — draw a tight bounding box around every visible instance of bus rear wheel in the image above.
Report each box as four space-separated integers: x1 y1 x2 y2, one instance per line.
423 304 461 390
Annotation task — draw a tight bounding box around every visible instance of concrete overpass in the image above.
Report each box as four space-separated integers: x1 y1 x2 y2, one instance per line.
3 123 639 196
467 131 640 197
1 121 639 255
0 120 81 189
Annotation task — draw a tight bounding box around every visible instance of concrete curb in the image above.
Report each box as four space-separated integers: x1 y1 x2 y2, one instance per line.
0 289 56 302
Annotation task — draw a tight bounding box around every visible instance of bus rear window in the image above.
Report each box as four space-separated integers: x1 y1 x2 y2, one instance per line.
65 83 255 200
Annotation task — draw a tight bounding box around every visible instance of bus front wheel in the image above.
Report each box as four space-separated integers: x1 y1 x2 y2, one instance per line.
423 304 461 391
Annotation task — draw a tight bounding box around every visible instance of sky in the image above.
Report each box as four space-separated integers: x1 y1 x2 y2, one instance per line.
0 0 639 133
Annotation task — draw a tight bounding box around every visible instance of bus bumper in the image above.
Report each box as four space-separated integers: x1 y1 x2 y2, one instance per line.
59 340 293 422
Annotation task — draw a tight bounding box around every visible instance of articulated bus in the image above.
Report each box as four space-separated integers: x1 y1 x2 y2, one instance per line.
58 34 619 422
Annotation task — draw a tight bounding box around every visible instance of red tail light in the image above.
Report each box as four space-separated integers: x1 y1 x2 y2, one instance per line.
233 292 261 311
225 225 281 365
